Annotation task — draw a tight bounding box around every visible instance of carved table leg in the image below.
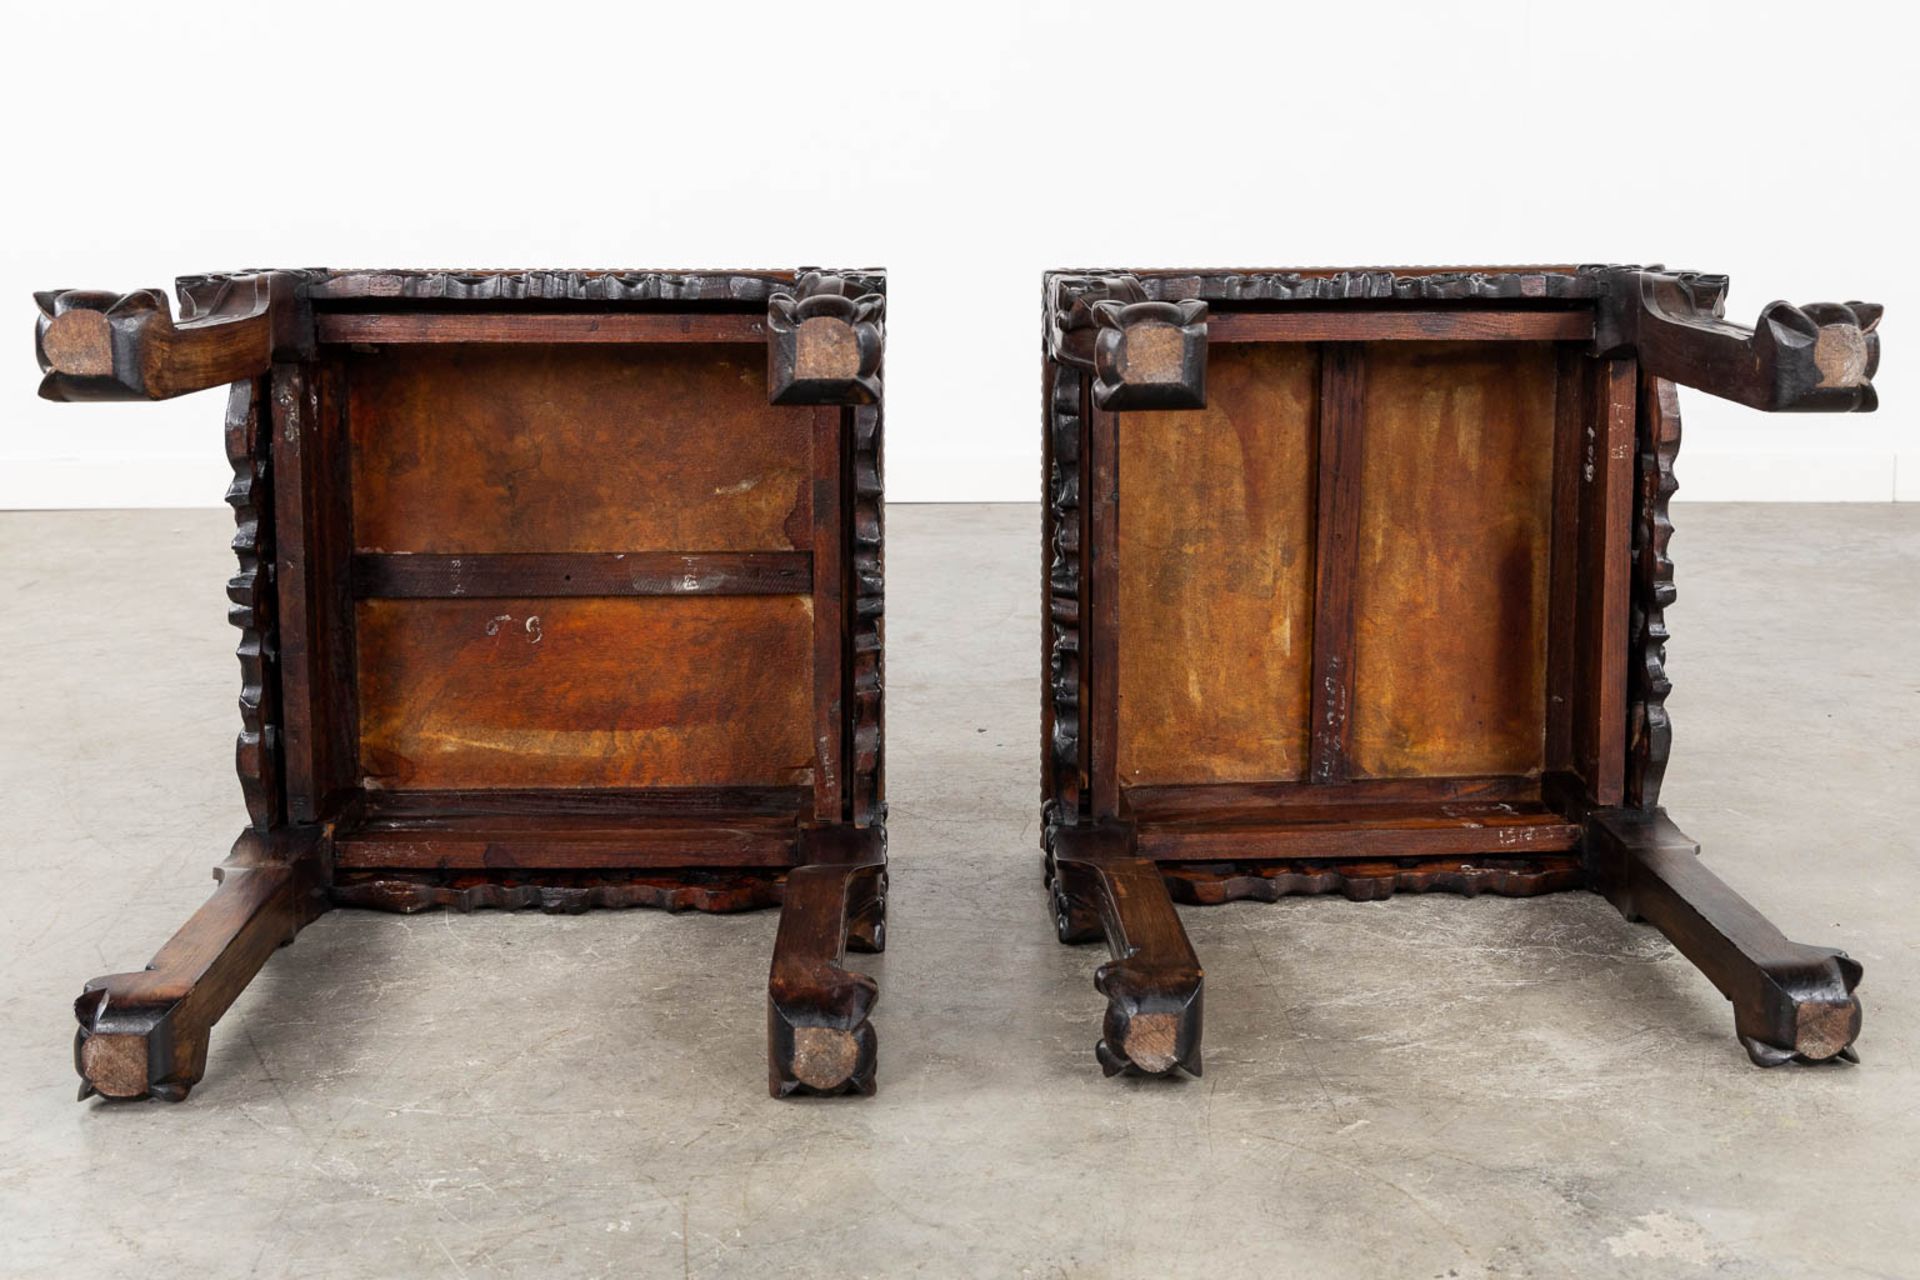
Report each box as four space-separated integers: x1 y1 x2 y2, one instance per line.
1588 809 1862 1066
767 825 886 1098
1048 824 1203 1078
74 830 329 1102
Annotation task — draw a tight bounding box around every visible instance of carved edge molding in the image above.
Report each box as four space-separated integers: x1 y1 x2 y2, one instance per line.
1162 856 1586 905
331 870 788 915
297 268 886 303
852 397 885 824
1062 265 1617 305
1044 361 1084 830
1628 376 1681 810
767 271 884 406
225 379 284 832
1593 268 1881 413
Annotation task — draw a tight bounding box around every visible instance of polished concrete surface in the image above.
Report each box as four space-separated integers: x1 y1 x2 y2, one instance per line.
2 504 1916 1279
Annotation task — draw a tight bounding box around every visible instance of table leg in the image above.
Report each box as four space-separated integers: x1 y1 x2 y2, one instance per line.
767 825 886 1097
75 830 328 1101
1049 824 1204 1078
1588 808 1862 1065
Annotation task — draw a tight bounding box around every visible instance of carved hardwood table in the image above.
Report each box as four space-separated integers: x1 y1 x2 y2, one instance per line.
36 267 887 1100
1041 265 1879 1077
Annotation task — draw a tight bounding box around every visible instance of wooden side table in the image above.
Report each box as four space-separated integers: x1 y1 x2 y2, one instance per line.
35 267 887 1100
1040 265 1880 1077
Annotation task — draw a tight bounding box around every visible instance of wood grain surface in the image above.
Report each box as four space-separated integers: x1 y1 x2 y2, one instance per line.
1348 342 1557 778
1115 344 1319 785
356 596 815 790
347 344 812 553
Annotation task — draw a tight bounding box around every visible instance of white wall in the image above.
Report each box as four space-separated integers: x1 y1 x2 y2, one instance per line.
2 0 1913 507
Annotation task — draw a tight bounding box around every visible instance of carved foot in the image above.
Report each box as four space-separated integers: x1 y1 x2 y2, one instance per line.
74 831 327 1102
1589 808 1863 1067
1094 956 1204 1078
35 273 307 402
767 826 886 1098
1594 268 1881 414
73 991 209 1102
1051 823 1204 1078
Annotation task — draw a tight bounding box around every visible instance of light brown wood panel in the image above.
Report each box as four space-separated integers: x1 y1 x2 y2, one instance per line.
1349 342 1558 778
356 596 815 790
347 344 812 553
1115 344 1319 785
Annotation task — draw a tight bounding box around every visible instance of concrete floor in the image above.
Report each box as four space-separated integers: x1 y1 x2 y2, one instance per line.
1 503 1916 1279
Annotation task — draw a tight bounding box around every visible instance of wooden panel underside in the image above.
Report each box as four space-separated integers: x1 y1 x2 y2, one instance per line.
356 596 815 790
1349 342 1557 778
1116 344 1319 784
347 344 812 553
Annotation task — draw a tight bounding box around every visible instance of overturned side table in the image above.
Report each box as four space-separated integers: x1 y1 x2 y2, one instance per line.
36 267 887 1100
1040 265 1878 1077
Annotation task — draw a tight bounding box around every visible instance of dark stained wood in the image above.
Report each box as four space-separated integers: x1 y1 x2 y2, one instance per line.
1123 266 1605 305
767 826 885 1096
1162 854 1584 904
36 273 308 401
225 377 282 831
47 265 887 1104
359 785 808 821
1138 804 1582 861
317 312 766 345
1115 344 1318 786
350 551 812 598
1573 357 1637 806
849 401 885 826
334 821 801 870
303 268 861 304
1047 824 1203 1078
1042 263 1875 1078
1307 343 1364 783
332 868 788 915
74 831 328 1101
1588 809 1861 1064
1123 774 1541 821
1210 309 1592 344
1628 375 1681 809
272 361 359 823
1593 268 1880 413
1045 364 1085 820
346 343 811 555
1348 341 1558 779
1543 346 1589 771
811 407 847 822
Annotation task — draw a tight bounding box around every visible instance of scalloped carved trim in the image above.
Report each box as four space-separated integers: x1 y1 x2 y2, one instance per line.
851 402 885 824
224 379 282 830
1628 376 1681 809
330 870 787 915
297 268 886 303
1161 856 1586 904
1054 265 1620 308
1046 366 1084 818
